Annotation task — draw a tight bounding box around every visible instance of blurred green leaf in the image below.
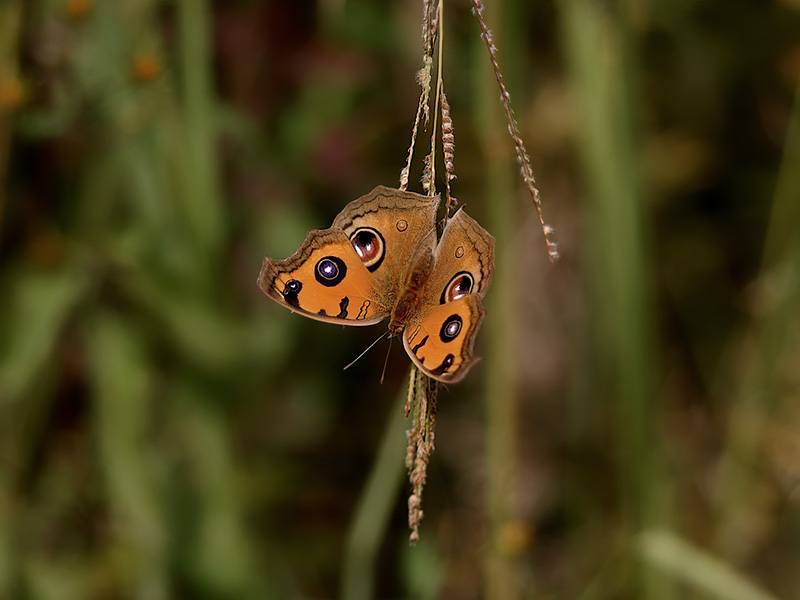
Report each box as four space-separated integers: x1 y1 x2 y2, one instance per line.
0 263 89 405
279 79 359 166
169 378 254 597
23 558 89 600
84 311 168 598
111 260 244 373
401 534 444 600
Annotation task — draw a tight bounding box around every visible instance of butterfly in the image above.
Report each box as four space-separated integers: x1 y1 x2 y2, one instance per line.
258 186 495 382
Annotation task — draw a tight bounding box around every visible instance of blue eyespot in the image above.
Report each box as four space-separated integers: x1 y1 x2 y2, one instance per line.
318 260 337 279
315 256 347 286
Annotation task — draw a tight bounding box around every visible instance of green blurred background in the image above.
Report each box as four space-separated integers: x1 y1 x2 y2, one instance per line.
1 0 800 599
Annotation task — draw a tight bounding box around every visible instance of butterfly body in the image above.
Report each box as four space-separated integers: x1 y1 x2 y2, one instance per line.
258 186 494 382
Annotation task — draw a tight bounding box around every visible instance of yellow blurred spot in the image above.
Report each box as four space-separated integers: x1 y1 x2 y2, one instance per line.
131 53 162 83
497 520 534 556
0 77 26 112
64 0 92 20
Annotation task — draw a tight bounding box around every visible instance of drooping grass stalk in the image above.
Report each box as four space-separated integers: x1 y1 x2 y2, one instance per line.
341 384 410 600
714 76 800 558
558 1 672 598
474 0 521 597
471 0 558 262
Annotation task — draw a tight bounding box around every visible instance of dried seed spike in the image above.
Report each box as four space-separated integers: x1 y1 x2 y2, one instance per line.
408 493 422 545
405 429 416 469
422 151 434 193
471 0 559 262
420 0 437 127
440 85 457 220
404 366 438 544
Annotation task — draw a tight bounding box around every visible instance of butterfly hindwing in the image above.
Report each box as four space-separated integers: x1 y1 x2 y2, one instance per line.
402 294 486 383
399 208 495 383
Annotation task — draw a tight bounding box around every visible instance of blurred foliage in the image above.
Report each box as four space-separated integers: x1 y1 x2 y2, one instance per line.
1 0 799 599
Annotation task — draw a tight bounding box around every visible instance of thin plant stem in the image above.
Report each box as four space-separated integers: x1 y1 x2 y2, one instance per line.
713 76 800 560
558 0 672 598
177 0 224 267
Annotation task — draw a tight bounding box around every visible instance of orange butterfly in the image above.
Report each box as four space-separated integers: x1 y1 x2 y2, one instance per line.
258 186 494 382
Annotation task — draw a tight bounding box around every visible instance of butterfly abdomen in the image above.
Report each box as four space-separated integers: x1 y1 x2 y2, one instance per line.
389 248 434 334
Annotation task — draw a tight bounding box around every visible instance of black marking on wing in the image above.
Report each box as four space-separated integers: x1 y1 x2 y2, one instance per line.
357 300 371 320
411 335 429 354
318 309 328 316
336 206 382 232
337 297 350 318
430 354 455 377
283 280 301 308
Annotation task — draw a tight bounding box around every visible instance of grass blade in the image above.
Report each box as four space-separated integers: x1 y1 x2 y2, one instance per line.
341 385 408 600
639 530 780 600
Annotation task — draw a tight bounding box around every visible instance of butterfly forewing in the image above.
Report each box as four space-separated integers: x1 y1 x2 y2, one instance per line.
258 228 390 326
333 186 440 297
429 208 495 301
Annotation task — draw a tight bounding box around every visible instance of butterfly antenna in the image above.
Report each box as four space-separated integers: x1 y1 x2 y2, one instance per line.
343 330 390 372
380 336 394 385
